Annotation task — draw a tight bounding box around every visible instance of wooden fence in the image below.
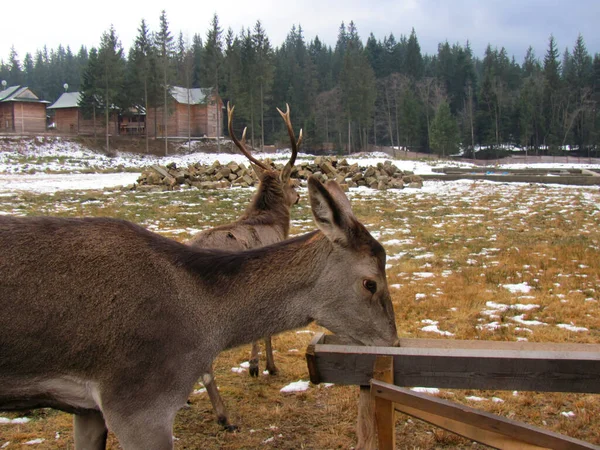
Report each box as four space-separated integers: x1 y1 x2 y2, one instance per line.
306 334 600 449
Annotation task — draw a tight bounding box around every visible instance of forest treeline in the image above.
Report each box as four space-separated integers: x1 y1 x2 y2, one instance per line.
1 11 599 156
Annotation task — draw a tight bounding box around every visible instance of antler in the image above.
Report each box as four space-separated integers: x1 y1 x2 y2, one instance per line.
228 102 269 171
276 103 302 168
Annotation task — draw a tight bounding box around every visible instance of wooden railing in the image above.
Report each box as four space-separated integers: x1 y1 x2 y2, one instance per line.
306 334 600 449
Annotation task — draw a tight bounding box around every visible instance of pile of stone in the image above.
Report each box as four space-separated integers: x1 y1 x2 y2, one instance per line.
134 156 423 191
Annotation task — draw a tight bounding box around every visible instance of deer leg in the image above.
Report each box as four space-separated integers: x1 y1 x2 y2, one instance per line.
249 341 260 377
264 336 278 375
202 371 238 432
103 407 176 450
73 410 108 450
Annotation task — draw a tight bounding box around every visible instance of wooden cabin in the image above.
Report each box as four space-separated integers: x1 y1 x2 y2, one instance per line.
47 92 119 136
0 86 49 134
146 87 223 138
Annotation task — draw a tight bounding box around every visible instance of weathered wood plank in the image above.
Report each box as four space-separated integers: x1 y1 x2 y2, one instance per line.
372 381 600 450
305 333 323 384
356 386 376 450
395 402 550 450
309 340 600 392
373 356 395 450
321 334 600 352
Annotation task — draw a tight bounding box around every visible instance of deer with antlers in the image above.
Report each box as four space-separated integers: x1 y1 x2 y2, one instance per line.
0 175 398 450
187 102 302 430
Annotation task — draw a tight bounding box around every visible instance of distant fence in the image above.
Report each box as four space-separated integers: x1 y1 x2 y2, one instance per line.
371 147 600 165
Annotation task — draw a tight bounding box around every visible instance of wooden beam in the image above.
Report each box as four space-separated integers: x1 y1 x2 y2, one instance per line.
309 339 600 392
356 386 376 450
372 381 600 450
305 332 324 384
356 355 395 450
373 356 395 450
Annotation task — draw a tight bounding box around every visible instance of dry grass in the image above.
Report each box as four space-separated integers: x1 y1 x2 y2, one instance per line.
1 180 599 448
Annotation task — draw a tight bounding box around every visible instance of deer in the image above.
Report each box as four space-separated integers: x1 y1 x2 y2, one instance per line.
187 102 302 431
0 176 399 450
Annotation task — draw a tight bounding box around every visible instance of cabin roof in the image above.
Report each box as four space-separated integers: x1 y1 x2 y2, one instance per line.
47 92 81 109
0 85 49 104
170 86 215 105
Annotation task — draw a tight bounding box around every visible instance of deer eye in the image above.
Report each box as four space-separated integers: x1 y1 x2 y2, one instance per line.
363 279 377 294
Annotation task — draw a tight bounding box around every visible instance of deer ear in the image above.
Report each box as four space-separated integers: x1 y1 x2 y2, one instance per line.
308 177 353 245
280 162 292 182
251 163 264 178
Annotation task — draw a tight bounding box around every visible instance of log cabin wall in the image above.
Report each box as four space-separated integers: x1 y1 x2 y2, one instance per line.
16 103 45 134
76 111 118 136
54 108 78 134
0 104 13 131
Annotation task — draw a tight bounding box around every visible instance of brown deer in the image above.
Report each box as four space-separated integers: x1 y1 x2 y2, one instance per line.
0 177 399 450
187 102 302 430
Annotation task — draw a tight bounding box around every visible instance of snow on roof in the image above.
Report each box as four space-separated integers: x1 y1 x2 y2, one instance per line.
169 86 214 105
47 92 81 109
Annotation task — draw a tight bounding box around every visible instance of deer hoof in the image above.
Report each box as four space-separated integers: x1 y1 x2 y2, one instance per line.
267 366 279 376
218 417 239 432
249 358 259 377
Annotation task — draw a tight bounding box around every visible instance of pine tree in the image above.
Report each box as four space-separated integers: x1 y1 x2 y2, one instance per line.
405 28 423 80
8 46 22 85
155 10 175 155
204 13 224 150
191 34 204 88
253 20 274 150
79 47 101 138
339 22 376 152
97 25 125 153
129 18 155 151
542 35 562 152
430 100 459 157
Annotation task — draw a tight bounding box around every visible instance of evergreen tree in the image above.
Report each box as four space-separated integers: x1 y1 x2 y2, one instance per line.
97 25 125 153
405 28 423 80
79 47 101 138
339 22 376 152
430 100 459 157
204 13 224 149
128 18 156 150
23 53 34 87
542 34 562 151
253 20 274 150
155 9 175 154
8 46 22 85
191 34 204 88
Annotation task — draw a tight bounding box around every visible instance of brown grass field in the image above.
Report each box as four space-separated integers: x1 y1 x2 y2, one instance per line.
1 179 599 449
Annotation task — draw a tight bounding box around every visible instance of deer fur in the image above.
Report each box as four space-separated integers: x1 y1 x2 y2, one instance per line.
0 177 398 450
186 103 301 430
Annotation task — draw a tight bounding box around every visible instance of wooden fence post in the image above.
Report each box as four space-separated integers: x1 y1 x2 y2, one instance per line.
373 356 395 450
356 355 395 450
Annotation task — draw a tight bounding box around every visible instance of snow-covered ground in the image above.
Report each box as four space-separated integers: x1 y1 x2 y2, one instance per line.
0 139 599 193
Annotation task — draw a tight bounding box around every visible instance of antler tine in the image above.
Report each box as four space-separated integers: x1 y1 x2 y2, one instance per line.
276 103 301 167
228 102 269 171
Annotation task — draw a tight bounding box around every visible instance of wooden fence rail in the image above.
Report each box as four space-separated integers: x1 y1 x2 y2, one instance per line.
306 333 600 449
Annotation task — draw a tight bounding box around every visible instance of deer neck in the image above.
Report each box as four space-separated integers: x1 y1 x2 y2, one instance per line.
239 175 291 237
204 232 331 350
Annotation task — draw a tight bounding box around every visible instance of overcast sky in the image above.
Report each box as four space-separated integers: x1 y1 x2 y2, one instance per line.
2 0 599 67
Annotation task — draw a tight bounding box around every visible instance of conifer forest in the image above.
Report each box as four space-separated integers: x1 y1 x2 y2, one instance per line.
2 11 599 157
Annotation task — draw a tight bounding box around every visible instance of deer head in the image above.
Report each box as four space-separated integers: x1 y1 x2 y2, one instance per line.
307 177 399 347
228 102 300 208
